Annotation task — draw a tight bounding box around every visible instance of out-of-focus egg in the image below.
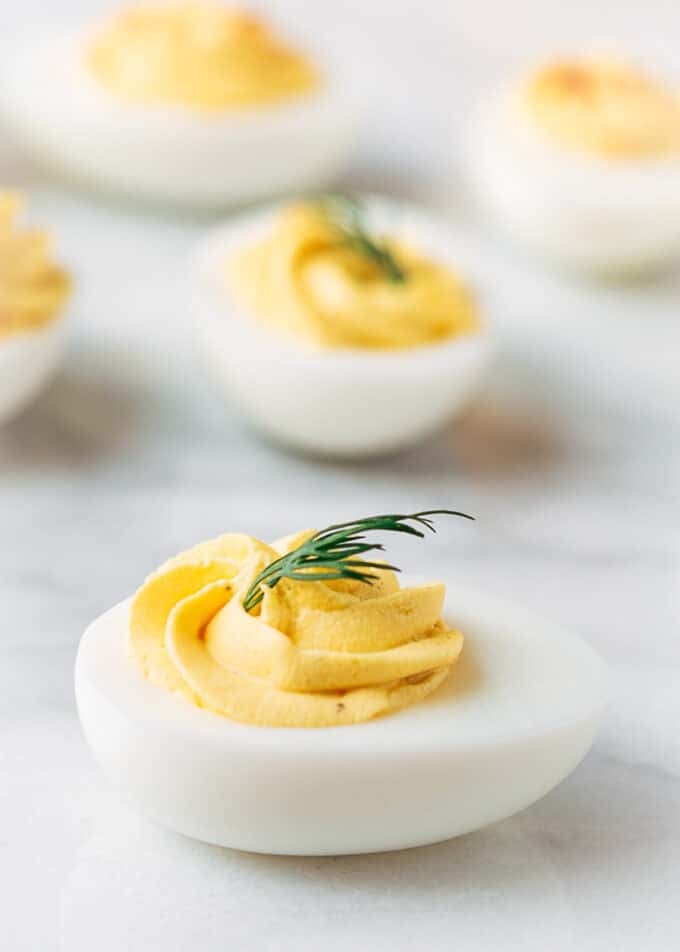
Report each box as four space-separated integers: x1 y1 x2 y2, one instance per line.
191 196 493 458
75 581 607 855
0 192 70 424
0 4 357 208
0 320 67 425
468 58 680 276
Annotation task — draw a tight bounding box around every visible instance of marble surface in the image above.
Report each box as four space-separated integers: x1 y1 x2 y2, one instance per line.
2 3 680 951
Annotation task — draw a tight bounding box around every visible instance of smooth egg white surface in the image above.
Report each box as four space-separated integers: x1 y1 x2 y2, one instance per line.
192 198 493 457
0 317 67 425
468 90 680 276
0 32 357 208
75 580 607 856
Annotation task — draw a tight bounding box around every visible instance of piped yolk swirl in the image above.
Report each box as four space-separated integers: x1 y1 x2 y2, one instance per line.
0 192 70 340
87 1 319 109
228 205 479 350
129 531 462 727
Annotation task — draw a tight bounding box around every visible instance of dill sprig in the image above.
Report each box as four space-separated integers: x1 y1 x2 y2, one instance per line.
242 509 474 613
318 195 407 285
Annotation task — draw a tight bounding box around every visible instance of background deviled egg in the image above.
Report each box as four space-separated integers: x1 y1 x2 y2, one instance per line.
0 192 70 424
191 195 493 457
0 2 357 209
468 57 680 276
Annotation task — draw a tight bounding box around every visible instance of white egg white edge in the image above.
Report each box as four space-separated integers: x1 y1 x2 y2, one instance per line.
75 576 609 758
0 313 69 423
190 195 496 371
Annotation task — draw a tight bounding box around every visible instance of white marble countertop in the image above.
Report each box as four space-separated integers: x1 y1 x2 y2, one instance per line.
2 3 680 951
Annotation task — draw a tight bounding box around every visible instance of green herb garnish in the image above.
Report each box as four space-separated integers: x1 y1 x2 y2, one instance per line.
319 195 407 285
242 509 473 613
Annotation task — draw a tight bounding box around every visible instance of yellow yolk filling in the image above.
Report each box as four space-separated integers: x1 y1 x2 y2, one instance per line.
0 192 70 340
87 1 318 109
228 205 480 350
129 530 463 727
524 58 680 159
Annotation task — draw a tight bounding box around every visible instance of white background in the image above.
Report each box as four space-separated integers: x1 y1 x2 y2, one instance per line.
1 3 679 951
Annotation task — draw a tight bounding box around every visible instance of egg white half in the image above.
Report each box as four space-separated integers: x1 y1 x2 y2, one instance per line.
469 87 680 276
0 32 357 208
75 579 606 855
0 316 67 425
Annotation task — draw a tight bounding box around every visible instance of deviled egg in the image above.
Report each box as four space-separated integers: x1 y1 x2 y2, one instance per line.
192 195 492 456
469 57 680 275
75 511 607 855
0 2 356 208
0 192 70 424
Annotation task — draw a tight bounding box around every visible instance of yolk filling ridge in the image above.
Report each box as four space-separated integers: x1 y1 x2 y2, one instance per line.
86 1 319 109
228 204 480 350
129 530 463 727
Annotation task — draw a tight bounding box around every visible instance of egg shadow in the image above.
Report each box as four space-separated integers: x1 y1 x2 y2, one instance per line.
235 751 675 937
0 356 141 472
300 391 562 485
0 140 41 186
442 394 562 481
59 747 675 952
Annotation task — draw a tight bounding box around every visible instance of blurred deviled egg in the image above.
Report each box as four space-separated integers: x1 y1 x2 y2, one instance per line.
0 192 70 424
192 195 492 457
0 2 356 208
469 57 680 275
